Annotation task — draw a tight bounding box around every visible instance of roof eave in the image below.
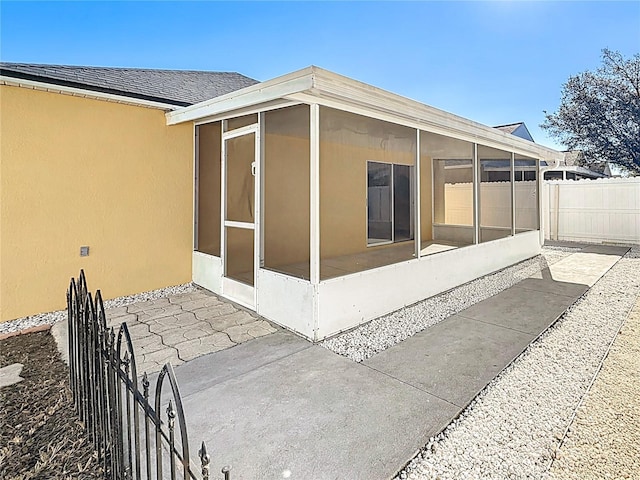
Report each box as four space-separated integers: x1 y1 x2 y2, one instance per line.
167 66 563 162
165 66 317 125
0 75 182 111
317 69 562 160
545 165 606 178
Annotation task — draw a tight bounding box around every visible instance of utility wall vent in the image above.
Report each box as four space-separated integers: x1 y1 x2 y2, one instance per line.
80 246 90 257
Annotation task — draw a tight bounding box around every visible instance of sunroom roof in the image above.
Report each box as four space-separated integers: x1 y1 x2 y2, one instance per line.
166 66 563 162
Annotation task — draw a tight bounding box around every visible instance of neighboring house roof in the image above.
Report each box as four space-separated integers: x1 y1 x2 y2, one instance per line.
0 62 259 107
494 122 535 142
562 150 584 166
544 165 607 179
494 123 520 135
604 162 633 177
482 160 543 170
542 151 605 178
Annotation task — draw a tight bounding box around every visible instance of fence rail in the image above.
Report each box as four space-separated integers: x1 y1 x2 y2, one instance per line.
67 270 230 480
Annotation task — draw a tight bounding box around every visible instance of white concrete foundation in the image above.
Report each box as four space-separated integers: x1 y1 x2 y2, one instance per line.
194 232 542 342
315 230 541 340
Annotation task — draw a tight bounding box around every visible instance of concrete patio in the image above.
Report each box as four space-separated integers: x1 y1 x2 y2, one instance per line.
152 243 628 479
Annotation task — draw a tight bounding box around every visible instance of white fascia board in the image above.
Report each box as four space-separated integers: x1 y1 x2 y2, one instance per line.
0 76 180 111
167 64 563 163
166 67 316 125
291 90 560 164
193 99 300 126
308 68 563 163
544 165 605 177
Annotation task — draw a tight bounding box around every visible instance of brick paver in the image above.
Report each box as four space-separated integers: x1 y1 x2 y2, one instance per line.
0 324 51 341
105 289 278 374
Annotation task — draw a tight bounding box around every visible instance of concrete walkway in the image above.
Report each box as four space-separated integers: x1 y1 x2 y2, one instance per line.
156 244 629 479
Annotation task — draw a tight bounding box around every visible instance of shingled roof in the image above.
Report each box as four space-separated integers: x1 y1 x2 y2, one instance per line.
494 123 521 135
494 122 534 142
0 63 259 107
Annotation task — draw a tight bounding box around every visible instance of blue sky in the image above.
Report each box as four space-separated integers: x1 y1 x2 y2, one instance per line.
1 1 639 150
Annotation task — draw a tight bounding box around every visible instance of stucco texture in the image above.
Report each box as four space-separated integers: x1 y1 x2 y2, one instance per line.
0 85 193 322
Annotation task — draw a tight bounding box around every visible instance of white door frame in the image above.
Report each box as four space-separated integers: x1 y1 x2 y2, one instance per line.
221 123 260 309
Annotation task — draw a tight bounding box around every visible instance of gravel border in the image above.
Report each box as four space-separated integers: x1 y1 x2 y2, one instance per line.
322 246 581 362
397 247 639 480
4 247 579 341
0 283 196 335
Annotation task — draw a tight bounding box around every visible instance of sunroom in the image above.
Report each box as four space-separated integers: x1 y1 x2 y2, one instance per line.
166 67 563 342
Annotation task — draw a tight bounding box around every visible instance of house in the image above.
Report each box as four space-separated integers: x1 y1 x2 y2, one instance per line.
494 122 535 143
604 162 634 178
491 130 606 181
1 63 563 341
0 63 257 322
543 150 607 180
543 166 607 180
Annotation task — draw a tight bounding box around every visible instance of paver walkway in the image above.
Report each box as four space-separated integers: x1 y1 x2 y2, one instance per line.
104 289 277 374
52 289 279 374
0 363 24 388
163 244 629 480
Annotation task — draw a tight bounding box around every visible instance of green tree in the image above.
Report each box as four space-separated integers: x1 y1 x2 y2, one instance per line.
542 49 640 174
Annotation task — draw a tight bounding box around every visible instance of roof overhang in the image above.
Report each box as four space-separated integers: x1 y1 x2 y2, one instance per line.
544 165 607 178
166 67 316 125
1 75 181 111
166 66 564 163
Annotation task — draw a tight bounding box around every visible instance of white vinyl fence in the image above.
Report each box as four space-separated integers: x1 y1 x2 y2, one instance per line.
444 181 538 229
542 177 640 245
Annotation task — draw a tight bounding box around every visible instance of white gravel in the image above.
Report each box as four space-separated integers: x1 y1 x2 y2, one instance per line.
396 247 639 480
322 246 581 362
0 282 196 334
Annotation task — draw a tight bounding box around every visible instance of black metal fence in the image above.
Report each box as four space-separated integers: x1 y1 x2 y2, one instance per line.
67 270 230 480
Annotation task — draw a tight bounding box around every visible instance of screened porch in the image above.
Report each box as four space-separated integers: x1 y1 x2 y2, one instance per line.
168 66 559 340
195 105 540 284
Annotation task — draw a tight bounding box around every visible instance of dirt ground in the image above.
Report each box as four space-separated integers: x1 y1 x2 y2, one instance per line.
0 331 104 480
548 297 640 479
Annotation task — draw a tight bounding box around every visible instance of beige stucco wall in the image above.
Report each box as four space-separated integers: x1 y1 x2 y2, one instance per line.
320 142 415 259
264 133 310 269
420 154 433 242
196 122 221 256
0 85 193 322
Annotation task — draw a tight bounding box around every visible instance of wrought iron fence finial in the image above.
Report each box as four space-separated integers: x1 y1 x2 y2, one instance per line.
167 399 176 428
199 441 211 480
142 372 149 397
